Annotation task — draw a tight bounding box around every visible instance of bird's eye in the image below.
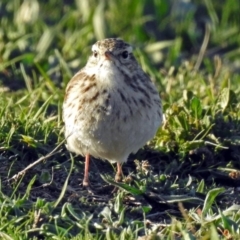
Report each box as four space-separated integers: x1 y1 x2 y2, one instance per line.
93 51 98 58
121 51 129 59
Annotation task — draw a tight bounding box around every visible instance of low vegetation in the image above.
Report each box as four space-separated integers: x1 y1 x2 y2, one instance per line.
0 0 240 239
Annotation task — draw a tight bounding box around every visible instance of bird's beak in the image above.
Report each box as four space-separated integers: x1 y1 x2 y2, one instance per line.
104 51 112 60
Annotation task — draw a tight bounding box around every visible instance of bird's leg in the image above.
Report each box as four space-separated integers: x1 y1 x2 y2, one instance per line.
83 154 90 187
115 163 123 182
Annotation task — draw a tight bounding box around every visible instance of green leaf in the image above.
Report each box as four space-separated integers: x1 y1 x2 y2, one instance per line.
190 96 202 119
220 209 239 233
16 175 36 206
183 90 194 103
196 179 205 193
159 195 204 204
116 207 126 225
183 140 204 151
21 53 35 64
66 203 82 221
106 227 115 240
173 112 189 131
54 154 74 208
114 191 124 214
209 224 220 240
21 135 38 148
101 175 144 195
142 206 152 214
100 207 112 224
181 229 195 240
202 188 225 217
218 87 230 111
61 202 68 218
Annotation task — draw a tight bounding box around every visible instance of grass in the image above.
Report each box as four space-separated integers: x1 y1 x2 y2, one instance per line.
1 0 240 239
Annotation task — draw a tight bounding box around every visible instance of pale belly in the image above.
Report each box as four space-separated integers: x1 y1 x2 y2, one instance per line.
64 106 161 163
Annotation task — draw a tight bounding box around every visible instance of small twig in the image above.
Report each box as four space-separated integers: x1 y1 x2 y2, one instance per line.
7 140 65 183
194 23 211 71
146 211 166 219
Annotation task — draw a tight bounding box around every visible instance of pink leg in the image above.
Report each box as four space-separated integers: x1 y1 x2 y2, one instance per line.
115 163 123 182
83 154 90 186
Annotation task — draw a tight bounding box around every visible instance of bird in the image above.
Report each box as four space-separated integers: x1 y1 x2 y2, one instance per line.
62 38 162 187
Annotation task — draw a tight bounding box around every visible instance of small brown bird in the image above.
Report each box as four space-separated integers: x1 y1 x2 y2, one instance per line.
63 38 162 186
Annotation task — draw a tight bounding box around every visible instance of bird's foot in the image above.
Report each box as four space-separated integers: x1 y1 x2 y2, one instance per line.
114 173 123 182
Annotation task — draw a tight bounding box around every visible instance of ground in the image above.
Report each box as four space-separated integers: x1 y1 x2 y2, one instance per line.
1 0 240 239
